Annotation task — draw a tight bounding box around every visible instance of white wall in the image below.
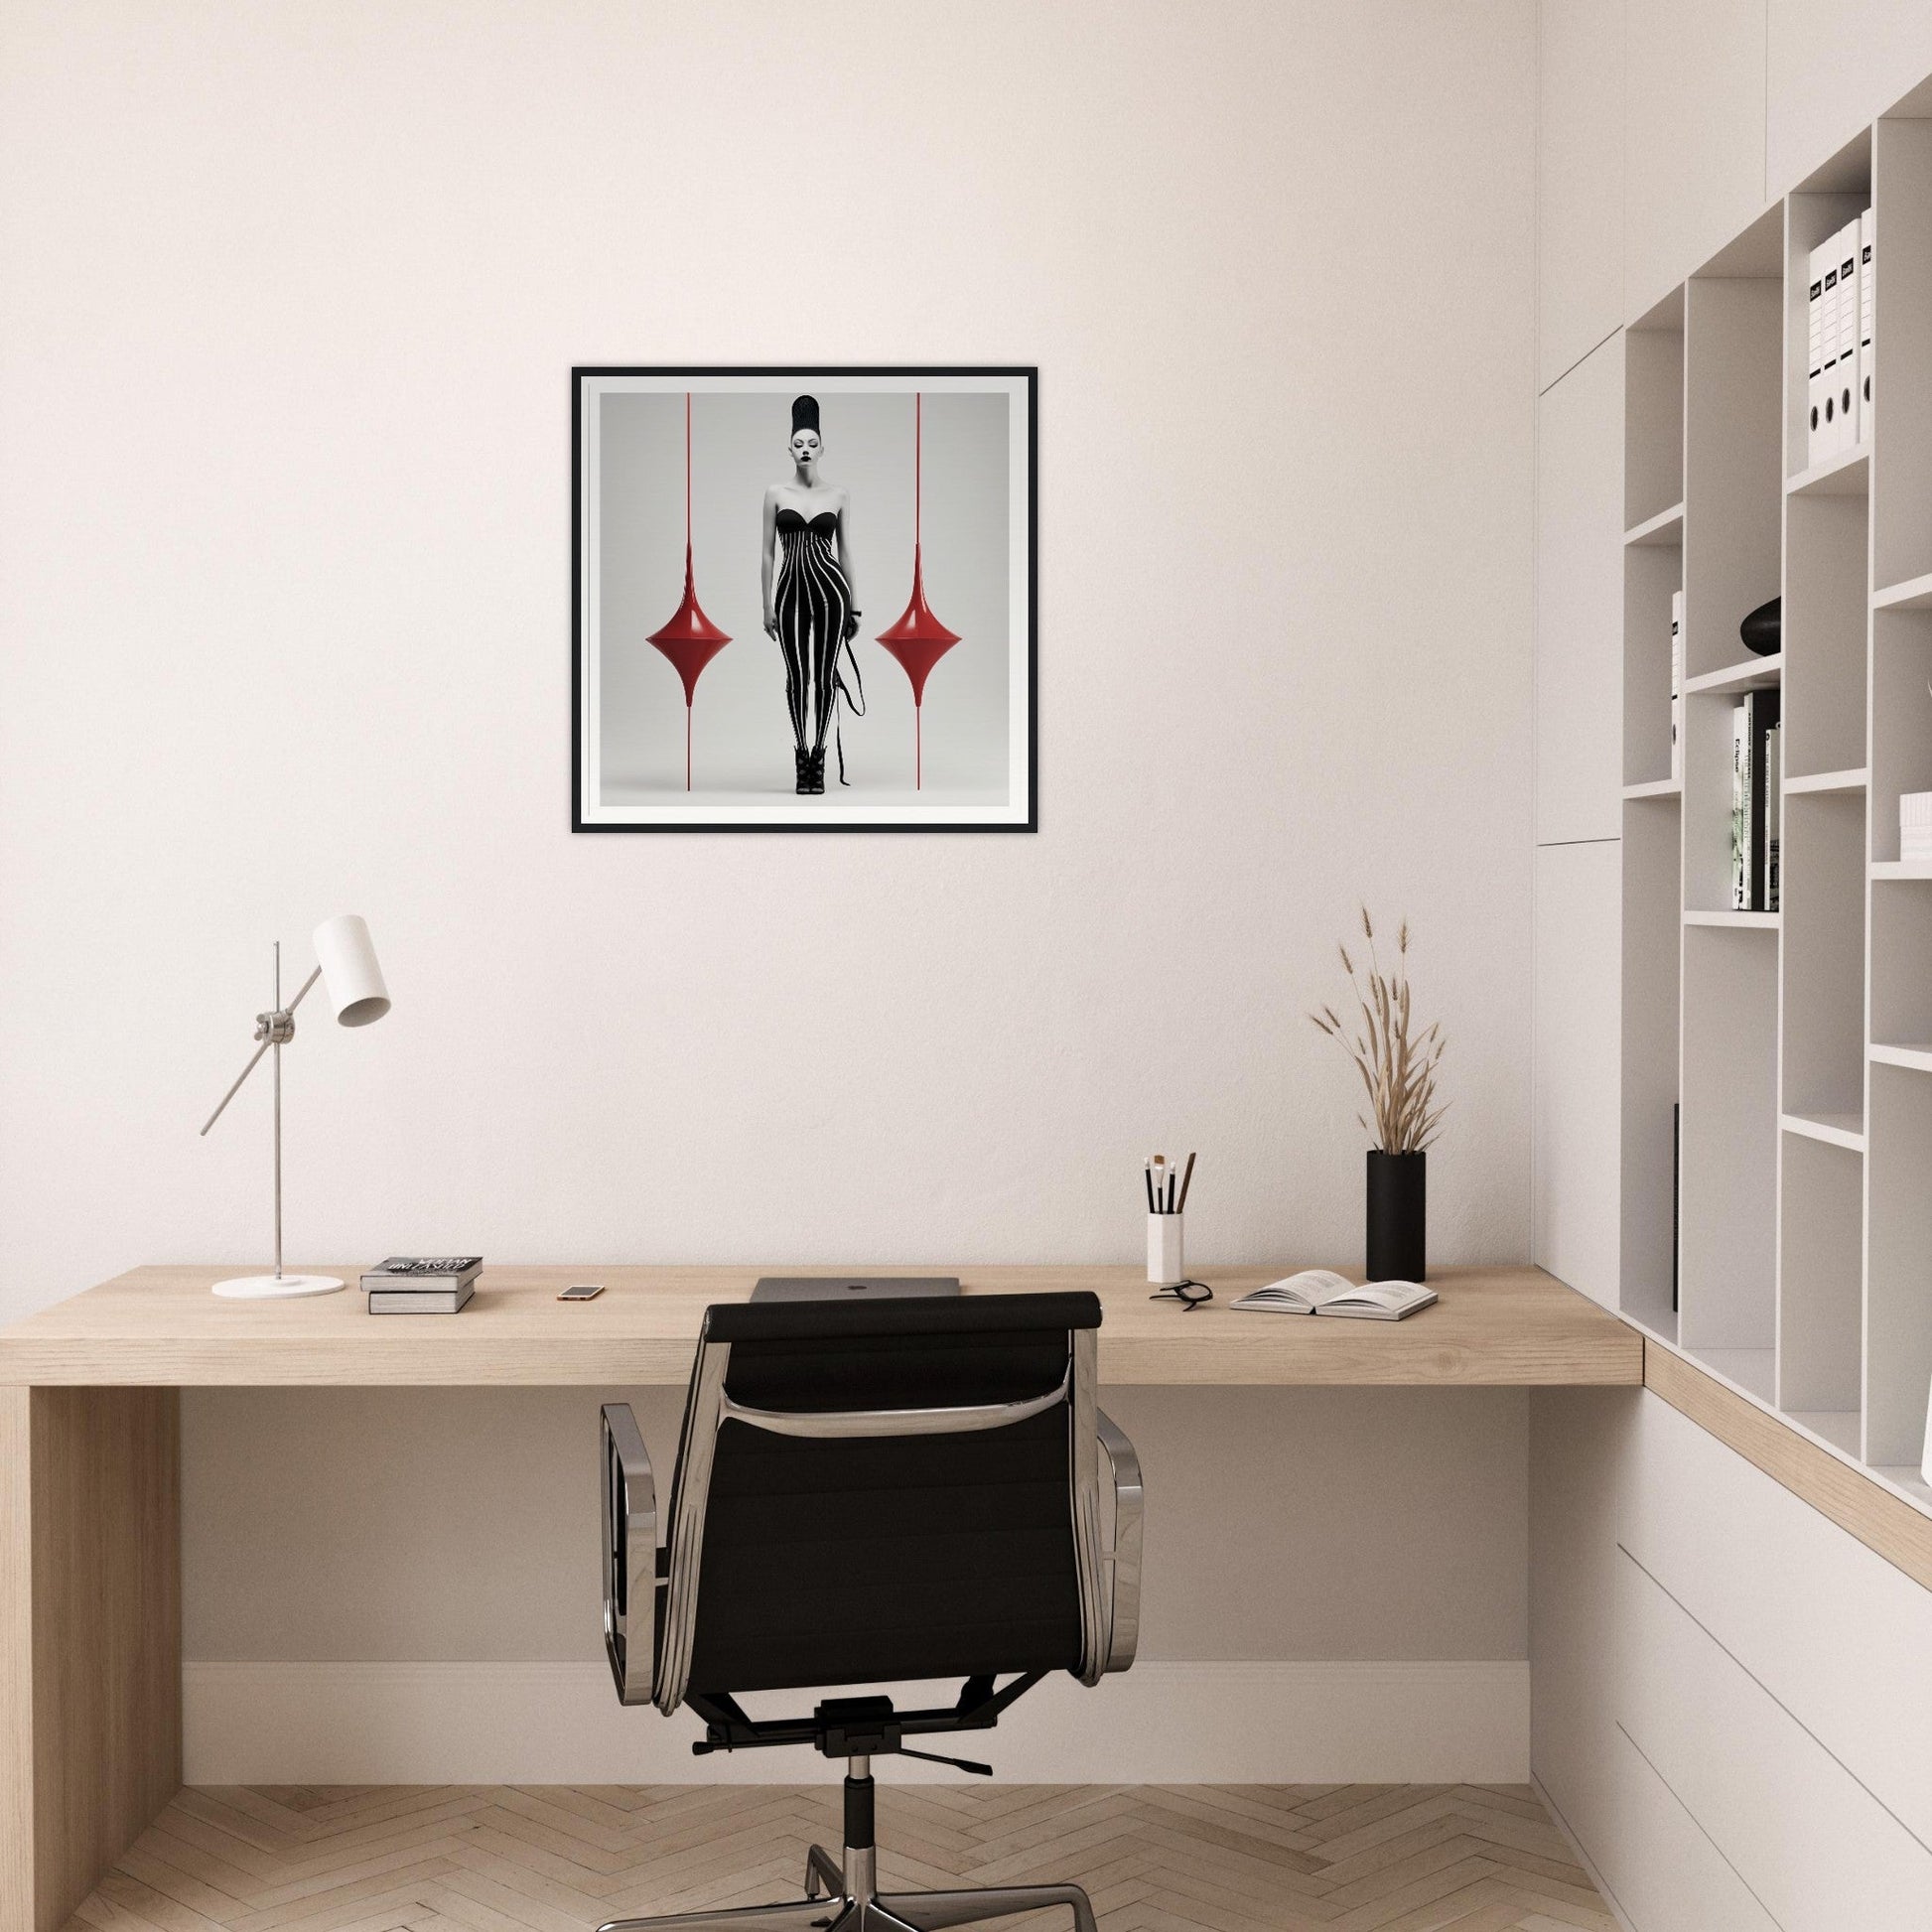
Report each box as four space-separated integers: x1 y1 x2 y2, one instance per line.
0 1 1539 1767
0 0 1536 1307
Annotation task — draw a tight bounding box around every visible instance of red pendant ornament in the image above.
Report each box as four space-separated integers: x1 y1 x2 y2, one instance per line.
876 392 961 789
646 392 731 790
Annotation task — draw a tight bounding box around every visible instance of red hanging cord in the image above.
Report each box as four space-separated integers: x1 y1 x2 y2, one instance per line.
647 388 731 789
876 387 960 793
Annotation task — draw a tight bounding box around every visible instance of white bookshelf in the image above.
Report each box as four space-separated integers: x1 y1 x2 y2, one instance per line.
1619 109 1932 1518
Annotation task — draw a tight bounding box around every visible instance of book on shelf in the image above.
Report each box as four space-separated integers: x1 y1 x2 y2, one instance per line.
1230 1271 1437 1320
1670 590 1683 781
1814 231 1849 459
1835 218 1861 455
1730 703 1749 907
1807 239 1828 466
1728 690 1781 911
1671 1101 1680 1315
1765 721 1781 911
1859 207 1874 442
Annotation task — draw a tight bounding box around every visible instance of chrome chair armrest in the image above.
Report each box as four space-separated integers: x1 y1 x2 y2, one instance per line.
601 1403 659 1707
719 1367 1068 1440
1095 1408 1143 1673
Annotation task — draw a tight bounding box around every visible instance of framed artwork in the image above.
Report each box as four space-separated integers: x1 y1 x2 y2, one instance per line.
572 366 1036 832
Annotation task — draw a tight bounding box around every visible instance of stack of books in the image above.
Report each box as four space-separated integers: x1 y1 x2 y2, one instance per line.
361 1256 483 1313
1729 691 1781 911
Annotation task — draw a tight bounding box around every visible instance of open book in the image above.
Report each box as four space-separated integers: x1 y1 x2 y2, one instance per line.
1230 1270 1438 1320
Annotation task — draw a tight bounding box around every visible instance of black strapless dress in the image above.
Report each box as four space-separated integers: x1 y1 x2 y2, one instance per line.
774 506 864 777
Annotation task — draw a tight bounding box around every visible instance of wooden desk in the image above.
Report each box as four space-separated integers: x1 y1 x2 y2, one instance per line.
0 1262 1637 1388
0 1262 1634 1932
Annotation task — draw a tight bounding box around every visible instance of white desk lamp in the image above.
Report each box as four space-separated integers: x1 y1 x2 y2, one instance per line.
200 914 390 1299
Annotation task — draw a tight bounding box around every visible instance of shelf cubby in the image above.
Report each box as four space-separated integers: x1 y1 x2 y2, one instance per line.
1622 538 1681 787
1678 924 1779 1362
1866 1063 1932 1467
1683 242 1782 683
1868 608 1932 861
1682 678 1779 915
1625 288 1685 532
1779 790 1866 1120
1783 494 1868 777
1869 874 1932 1047
1785 151 1870 482
1776 1132 1863 1431
1872 114 1932 592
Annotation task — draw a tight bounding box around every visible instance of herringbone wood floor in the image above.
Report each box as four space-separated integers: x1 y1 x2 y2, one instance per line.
68 1785 1615 1932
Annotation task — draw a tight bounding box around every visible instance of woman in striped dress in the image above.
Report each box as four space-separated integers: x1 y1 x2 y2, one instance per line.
761 394 864 794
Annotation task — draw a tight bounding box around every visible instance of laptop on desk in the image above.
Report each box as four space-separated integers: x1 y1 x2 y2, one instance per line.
751 1276 962 1303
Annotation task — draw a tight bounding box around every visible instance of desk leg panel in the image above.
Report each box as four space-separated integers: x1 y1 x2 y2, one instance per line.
0 1387 182 1932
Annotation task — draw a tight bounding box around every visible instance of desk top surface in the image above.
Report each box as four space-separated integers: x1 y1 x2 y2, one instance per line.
0 1263 1640 1387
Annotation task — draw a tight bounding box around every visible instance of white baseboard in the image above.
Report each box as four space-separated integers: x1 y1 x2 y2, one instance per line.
183 1659 1528 1785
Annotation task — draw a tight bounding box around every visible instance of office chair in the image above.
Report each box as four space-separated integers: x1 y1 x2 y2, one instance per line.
597 1291 1143 1932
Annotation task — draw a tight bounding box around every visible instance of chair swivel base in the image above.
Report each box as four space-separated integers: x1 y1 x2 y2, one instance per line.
595 1760 1097 1932
595 1852 1096 1932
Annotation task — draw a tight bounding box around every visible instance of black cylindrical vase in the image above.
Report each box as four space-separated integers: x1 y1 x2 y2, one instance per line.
1366 1150 1426 1282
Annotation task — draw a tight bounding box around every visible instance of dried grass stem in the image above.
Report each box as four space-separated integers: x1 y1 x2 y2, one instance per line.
1310 906 1449 1153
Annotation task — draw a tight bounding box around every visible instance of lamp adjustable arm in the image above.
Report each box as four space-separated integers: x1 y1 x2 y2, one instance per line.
199 964 322 1137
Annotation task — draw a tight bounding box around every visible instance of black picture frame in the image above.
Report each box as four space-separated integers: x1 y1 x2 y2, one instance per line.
571 365 1037 834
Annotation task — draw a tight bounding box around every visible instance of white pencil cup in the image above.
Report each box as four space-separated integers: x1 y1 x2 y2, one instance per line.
1147 1213 1185 1287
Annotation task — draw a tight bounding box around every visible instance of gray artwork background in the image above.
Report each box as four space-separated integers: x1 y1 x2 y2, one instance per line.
597 388 1011 801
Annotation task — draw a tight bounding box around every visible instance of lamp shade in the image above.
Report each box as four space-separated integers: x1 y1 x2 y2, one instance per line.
312 914 389 1028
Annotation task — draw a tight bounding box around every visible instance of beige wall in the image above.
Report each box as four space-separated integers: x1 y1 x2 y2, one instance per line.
0 1 1539 1685
183 1384 1529 1664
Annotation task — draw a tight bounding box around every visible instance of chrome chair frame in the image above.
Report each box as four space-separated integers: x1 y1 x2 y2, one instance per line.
597 1321 1143 1932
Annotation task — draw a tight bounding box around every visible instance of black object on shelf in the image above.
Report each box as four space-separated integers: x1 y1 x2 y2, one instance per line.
1672 1102 1681 1314
1740 595 1781 657
1366 1149 1426 1283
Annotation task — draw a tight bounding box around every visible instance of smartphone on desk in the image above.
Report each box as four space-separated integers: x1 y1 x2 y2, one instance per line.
558 1283 605 1301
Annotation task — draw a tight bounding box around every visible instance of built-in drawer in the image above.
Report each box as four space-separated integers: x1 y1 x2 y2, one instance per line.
1614 1547 1932 1928
1599 1724 1777 1932
1620 1389 1932 1850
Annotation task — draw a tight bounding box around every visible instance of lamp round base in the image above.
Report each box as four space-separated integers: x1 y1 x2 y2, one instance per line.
210 1273 345 1300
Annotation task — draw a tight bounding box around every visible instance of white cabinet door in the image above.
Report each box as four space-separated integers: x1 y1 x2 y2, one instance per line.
1615 1548 1932 1929
1602 1725 1781 1932
1768 1 1932 196
1538 0 1624 389
1625 0 1768 316
1533 841 1622 1306
1623 1390 1932 1850
1536 338 1624 844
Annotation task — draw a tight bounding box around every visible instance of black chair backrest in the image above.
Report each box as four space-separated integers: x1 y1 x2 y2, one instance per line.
664 1292 1102 1699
